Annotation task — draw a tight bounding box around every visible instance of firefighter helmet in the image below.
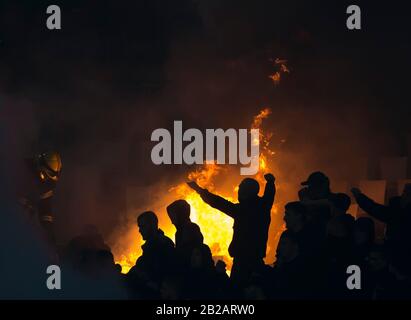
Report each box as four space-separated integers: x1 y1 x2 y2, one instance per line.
36 151 62 182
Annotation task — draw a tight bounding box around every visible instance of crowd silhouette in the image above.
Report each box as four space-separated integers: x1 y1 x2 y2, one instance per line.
40 171 411 299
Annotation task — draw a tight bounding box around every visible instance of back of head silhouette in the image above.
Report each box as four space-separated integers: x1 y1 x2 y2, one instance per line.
137 211 158 240
327 213 355 239
167 200 191 227
331 193 351 213
238 178 260 203
284 201 307 232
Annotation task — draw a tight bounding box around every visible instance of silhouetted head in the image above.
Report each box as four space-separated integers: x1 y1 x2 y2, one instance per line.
300 171 330 200
326 213 355 239
353 217 375 246
284 201 307 233
215 260 227 274
330 193 351 216
238 178 260 203
137 211 158 241
167 200 191 228
401 183 411 208
276 230 299 265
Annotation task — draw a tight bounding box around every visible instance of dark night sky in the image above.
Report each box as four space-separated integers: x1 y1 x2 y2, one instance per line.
1 1 410 106
1 0 411 237
0 1 410 122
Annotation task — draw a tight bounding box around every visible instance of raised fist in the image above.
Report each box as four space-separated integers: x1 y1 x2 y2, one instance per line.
264 173 275 182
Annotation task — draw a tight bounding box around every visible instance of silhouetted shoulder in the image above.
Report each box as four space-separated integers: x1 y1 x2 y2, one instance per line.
389 196 402 208
190 222 204 242
159 230 175 248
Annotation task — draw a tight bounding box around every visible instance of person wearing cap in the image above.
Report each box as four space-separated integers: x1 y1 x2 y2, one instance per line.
298 171 354 248
299 171 332 202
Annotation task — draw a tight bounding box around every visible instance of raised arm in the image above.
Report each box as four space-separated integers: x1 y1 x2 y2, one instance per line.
187 181 237 217
351 188 391 223
262 173 276 209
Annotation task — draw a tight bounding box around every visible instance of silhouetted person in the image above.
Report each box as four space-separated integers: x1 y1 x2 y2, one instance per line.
330 193 352 217
299 171 333 202
62 224 111 272
167 199 204 269
20 151 62 247
93 250 118 274
326 214 355 252
352 184 411 275
269 230 316 299
298 171 340 230
188 173 275 287
353 217 375 263
362 244 404 299
346 217 376 299
284 201 306 234
214 260 234 298
356 244 411 300
69 225 110 252
184 244 220 299
325 213 355 299
127 211 175 298
283 201 324 260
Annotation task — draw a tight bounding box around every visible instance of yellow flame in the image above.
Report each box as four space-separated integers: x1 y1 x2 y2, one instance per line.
116 252 139 274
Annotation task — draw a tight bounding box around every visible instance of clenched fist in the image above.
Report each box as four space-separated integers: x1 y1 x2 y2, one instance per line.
264 173 275 183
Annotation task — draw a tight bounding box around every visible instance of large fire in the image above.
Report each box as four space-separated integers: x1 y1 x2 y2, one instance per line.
171 108 276 271
113 108 278 274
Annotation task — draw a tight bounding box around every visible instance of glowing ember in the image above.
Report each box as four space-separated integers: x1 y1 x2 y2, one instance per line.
269 58 290 86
